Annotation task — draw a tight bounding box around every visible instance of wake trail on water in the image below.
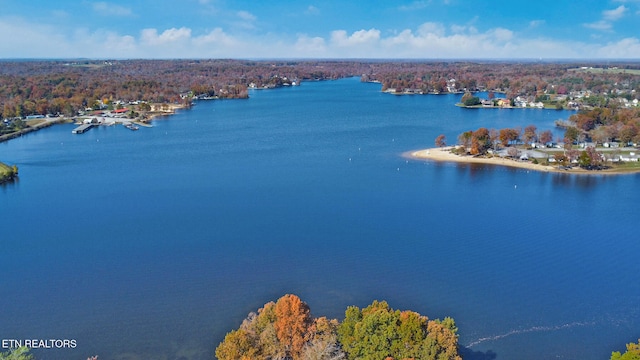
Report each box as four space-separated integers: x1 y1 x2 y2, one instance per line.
465 321 595 348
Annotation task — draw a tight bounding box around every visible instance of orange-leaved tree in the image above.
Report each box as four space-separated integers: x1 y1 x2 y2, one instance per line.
274 294 313 359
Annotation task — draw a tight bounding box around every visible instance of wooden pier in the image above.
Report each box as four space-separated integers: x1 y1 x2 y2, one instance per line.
72 124 94 134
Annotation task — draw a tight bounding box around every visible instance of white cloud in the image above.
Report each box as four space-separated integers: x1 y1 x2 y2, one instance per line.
294 35 326 54
330 29 381 47
603 5 627 21
193 28 236 47
232 10 258 30
92 2 133 17
584 20 613 31
305 5 320 15
529 20 545 28
584 5 628 32
595 37 640 57
418 22 445 37
488 28 514 42
237 10 256 21
141 27 192 46
399 1 431 11
3 14 640 59
450 25 467 34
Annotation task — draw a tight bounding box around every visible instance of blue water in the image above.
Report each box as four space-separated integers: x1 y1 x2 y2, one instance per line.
1 77 639 360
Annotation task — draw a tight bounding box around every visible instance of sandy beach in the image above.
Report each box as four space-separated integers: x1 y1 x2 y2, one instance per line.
405 147 640 175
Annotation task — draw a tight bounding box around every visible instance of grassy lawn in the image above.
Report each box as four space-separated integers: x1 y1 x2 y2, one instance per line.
568 67 640 75
521 147 640 172
605 161 640 172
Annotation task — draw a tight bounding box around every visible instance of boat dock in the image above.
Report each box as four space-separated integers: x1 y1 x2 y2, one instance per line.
72 124 94 134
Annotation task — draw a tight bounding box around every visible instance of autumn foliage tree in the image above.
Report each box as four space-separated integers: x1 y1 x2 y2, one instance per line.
539 130 553 145
523 124 537 144
274 294 313 359
216 295 460 360
499 128 520 147
435 134 446 147
470 127 491 155
216 294 346 360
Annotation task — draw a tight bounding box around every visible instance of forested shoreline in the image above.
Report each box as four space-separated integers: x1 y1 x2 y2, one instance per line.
2 59 640 121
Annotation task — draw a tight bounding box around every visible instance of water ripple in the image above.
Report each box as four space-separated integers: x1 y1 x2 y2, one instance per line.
466 321 595 347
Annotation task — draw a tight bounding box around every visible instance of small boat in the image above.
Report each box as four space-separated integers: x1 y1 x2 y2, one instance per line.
124 123 139 131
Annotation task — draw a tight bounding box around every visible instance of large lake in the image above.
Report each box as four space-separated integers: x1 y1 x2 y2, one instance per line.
1 77 639 360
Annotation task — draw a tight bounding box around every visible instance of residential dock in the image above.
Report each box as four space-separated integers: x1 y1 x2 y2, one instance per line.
72 124 94 134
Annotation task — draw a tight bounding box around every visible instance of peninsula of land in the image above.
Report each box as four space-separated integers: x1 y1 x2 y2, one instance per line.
406 147 640 175
0 161 18 183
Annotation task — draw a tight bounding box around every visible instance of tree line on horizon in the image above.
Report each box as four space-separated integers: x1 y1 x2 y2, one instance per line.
0 59 366 120
2 60 640 122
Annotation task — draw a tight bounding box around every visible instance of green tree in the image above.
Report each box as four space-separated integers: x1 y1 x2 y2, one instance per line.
337 300 461 360
215 329 258 360
0 347 33 360
460 91 472 104
564 126 580 143
463 96 481 106
138 102 151 112
13 118 25 130
611 339 640 360
578 150 591 168
457 131 473 150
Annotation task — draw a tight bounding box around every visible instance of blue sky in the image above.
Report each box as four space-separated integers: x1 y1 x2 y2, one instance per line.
1 0 640 59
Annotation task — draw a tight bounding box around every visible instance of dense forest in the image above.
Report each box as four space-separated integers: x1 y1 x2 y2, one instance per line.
0 60 369 120
215 294 461 360
2 59 640 122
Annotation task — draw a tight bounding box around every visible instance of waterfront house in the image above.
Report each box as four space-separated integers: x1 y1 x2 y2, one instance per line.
497 98 510 107
619 153 640 162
